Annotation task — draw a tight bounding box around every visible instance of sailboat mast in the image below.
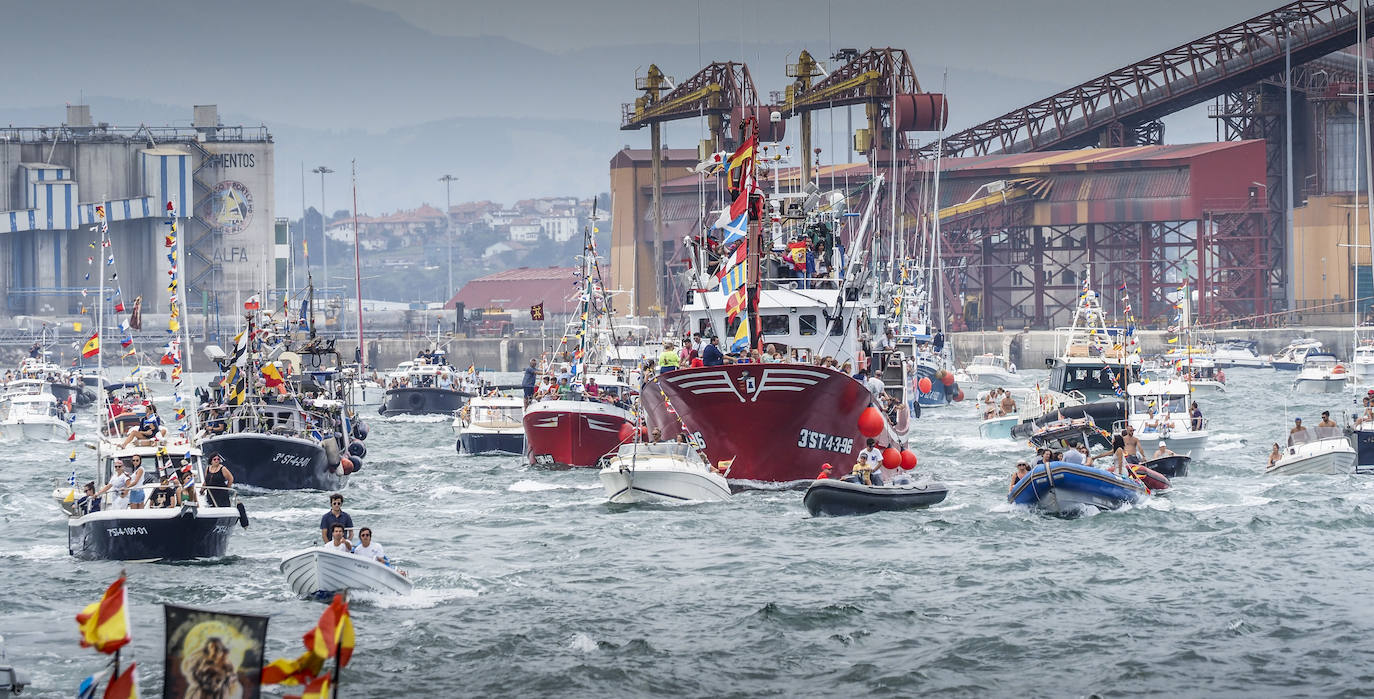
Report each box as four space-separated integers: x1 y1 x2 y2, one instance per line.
351 161 365 368
174 205 198 434
745 119 762 354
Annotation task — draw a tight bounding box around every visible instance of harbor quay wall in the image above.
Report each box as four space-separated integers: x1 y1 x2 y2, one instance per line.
0 337 544 375
949 327 1368 369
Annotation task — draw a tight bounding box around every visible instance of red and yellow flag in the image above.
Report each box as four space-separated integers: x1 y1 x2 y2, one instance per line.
82 333 101 359
304 594 354 667
103 662 139 699
75 574 130 654
724 287 746 324
261 363 284 388
261 649 326 686
290 674 330 699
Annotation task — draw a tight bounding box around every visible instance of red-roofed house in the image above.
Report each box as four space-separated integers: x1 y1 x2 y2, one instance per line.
445 266 581 319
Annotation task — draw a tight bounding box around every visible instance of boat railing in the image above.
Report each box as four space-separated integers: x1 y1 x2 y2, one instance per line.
615 442 696 460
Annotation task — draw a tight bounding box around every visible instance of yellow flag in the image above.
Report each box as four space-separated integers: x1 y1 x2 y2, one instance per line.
73 321 82 332
168 318 180 333
1166 337 1178 344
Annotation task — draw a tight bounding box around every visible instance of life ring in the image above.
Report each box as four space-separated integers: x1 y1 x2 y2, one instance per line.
1334 364 1347 374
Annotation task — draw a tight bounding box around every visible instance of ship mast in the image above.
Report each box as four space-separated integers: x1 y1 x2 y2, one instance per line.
744 118 762 354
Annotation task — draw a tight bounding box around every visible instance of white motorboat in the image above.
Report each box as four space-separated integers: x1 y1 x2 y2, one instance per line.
1353 342 1374 383
0 383 73 442
963 353 1017 385
1268 426 1357 475
454 394 526 454
1292 352 1349 394
1175 357 1226 394
1272 339 1323 371
279 546 413 597
1212 339 1269 368
978 415 1019 440
1120 379 1207 458
599 442 732 503
1046 288 1138 401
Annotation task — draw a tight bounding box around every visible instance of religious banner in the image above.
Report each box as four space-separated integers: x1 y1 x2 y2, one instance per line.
163 604 269 699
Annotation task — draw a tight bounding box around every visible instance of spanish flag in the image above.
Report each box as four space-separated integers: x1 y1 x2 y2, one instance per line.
726 134 757 195
261 649 325 685
75 574 130 654
298 674 330 699
81 333 100 359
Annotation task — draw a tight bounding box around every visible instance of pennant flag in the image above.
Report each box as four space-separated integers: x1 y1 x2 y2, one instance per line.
75 575 130 653
261 363 284 388
713 240 748 284
69 449 78 462
530 303 544 321
243 294 261 310
1118 283 1127 291
1166 337 1178 344
122 348 136 358
114 301 125 313
95 204 106 219
714 210 749 247
167 318 180 333
82 334 100 358
119 336 133 348
73 321 83 332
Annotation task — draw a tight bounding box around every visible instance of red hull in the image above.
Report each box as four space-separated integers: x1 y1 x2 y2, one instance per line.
523 399 633 468
641 364 902 483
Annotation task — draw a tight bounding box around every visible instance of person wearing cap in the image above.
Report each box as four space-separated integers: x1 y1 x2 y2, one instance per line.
1364 389 1374 409
1153 441 1176 459
815 463 833 480
95 458 132 510
320 493 353 543
1009 461 1031 491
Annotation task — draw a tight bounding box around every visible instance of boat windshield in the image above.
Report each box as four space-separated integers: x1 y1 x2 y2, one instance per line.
972 356 1004 368
616 442 695 459
1289 426 1344 445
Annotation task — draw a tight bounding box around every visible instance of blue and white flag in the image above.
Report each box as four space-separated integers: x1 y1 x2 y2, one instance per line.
713 207 748 247
77 668 109 699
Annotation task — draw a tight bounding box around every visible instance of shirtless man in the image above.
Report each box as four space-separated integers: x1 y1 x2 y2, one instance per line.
999 390 1016 416
1120 426 1146 467
1318 411 1338 428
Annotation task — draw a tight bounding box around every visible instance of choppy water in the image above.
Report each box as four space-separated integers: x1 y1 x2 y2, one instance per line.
5 369 1374 697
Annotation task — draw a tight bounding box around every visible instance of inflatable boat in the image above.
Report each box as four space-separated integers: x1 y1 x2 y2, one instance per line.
803 478 949 517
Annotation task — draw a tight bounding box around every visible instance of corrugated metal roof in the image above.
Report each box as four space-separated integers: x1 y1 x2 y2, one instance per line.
445 267 581 314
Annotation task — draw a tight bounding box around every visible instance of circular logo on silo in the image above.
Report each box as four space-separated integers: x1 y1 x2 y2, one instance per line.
210 180 254 234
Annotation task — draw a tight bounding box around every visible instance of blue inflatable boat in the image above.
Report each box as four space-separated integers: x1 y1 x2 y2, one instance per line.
1008 461 1148 514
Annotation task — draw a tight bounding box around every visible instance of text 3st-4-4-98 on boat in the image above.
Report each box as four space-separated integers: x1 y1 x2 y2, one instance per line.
797 429 854 454
272 452 312 468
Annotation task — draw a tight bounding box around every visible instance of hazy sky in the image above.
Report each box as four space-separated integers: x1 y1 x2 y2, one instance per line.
0 0 1293 211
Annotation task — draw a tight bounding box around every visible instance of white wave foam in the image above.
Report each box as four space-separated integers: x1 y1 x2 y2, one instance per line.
429 484 498 497
353 585 479 609
568 632 599 653
382 414 451 424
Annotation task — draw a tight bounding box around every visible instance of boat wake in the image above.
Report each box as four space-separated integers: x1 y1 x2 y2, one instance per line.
508 479 601 493
351 585 480 609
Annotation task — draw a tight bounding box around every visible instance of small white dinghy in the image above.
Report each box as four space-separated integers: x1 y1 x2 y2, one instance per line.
599 442 731 504
280 546 413 598
1267 425 1357 476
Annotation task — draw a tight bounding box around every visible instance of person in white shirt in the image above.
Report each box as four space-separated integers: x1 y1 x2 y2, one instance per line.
352 527 387 564
95 458 133 510
1061 442 1087 465
324 524 354 553
863 372 886 400
858 438 883 470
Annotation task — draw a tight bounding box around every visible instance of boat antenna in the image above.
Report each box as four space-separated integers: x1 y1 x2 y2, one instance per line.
351 160 365 369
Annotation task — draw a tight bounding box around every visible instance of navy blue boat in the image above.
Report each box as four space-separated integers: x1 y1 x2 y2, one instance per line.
1008 461 1148 515
804 478 949 516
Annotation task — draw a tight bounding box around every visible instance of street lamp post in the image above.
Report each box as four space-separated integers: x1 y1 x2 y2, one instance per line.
312 165 334 293
439 174 458 304
1281 14 1298 314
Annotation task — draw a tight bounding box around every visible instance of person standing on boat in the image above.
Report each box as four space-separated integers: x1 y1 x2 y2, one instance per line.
1190 402 1204 431
96 458 133 510
126 455 147 510
1121 426 1145 465
353 527 386 564
77 482 102 515
203 455 234 508
657 342 681 375
1319 411 1338 428
522 360 538 406
320 493 353 542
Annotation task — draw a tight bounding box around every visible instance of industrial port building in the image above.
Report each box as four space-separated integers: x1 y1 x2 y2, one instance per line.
0 105 278 338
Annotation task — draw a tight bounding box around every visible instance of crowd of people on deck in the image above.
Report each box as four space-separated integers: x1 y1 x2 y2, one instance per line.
76 453 235 514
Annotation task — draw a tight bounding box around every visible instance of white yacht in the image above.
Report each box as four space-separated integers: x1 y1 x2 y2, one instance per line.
1268 426 1356 475
599 442 732 504
1292 352 1348 394
963 353 1017 385
1175 357 1226 394
1272 339 1323 371
1046 288 1138 402
1212 339 1268 368
0 381 73 442
454 394 526 455
1121 379 1207 458
1352 341 1374 383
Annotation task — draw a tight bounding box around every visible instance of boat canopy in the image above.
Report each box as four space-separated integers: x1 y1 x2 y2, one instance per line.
1288 426 1344 445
